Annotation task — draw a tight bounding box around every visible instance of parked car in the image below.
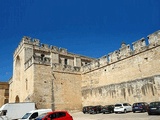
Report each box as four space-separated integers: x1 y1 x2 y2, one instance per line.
101 105 114 114
132 102 148 113
114 103 132 113
35 110 73 120
21 109 52 120
89 105 102 114
148 101 160 115
82 106 93 114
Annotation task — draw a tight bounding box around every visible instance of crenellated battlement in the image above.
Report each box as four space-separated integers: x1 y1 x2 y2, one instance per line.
14 36 40 57
132 37 146 52
148 30 160 47
14 30 160 73
14 36 70 58
22 36 40 46
15 36 94 72
82 30 160 73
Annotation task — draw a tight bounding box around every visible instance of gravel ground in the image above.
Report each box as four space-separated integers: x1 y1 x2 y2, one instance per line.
70 111 160 120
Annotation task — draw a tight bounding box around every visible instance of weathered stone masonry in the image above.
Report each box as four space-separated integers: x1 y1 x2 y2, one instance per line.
9 30 160 111
0 82 9 107
81 30 160 106
9 37 94 110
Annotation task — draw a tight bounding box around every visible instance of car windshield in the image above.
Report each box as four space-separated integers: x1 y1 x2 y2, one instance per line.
22 113 32 119
115 104 122 107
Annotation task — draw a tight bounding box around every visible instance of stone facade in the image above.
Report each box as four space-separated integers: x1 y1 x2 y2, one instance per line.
81 30 160 106
9 37 94 110
0 82 9 107
9 30 160 111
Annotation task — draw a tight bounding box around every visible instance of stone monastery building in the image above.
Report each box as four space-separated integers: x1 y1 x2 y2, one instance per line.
9 30 160 111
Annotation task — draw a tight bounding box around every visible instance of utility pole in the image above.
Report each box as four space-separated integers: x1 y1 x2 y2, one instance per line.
51 73 55 111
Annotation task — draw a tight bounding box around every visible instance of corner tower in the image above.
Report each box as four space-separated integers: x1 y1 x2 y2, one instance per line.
9 36 94 110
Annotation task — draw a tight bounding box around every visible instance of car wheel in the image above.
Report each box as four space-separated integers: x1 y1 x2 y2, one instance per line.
148 112 152 115
124 109 127 113
133 111 135 113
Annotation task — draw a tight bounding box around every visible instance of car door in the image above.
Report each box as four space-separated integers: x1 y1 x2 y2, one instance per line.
123 103 128 111
123 103 131 112
127 103 132 111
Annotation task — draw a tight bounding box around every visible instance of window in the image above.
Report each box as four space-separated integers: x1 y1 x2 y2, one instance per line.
2 110 7 116
115 104 122 107
15 95 20 103
64 59 67 65
50 113 56 119
41 54 45 61
57 112 66 117
50 112 66 119
30 112 38 119
123 103 128 106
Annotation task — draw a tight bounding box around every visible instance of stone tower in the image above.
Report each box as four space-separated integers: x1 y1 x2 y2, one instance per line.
9 36 94 110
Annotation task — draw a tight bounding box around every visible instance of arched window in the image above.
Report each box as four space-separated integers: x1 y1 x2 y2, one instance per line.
15 95 20 103
15 56 21 81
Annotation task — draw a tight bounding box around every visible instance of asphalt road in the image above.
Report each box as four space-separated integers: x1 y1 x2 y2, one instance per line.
70 112 160 120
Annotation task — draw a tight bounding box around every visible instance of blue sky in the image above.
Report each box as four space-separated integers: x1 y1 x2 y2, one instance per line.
0 0 160 81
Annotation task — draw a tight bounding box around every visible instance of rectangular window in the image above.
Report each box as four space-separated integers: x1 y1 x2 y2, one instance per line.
64 59 67 65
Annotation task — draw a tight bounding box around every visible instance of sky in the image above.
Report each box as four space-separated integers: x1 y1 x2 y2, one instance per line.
0 0 160 82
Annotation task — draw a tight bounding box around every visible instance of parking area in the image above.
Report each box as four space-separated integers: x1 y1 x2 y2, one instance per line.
70 112 160 120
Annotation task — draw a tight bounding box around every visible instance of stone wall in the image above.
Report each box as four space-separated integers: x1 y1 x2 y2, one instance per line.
0 82 9 107
81 30 160 106
32 64 53 109
9 30 160 111
52 69 82 111
82 75 160 106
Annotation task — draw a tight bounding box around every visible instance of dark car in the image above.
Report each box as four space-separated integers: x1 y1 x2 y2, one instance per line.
82 106 93 114
89 105 102 114
101 105 114 114
148 101 160 115
35 110 73 120
132 102 148 113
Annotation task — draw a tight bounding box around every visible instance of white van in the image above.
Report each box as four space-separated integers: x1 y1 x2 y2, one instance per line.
20 109 52 120
0 102 35 120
